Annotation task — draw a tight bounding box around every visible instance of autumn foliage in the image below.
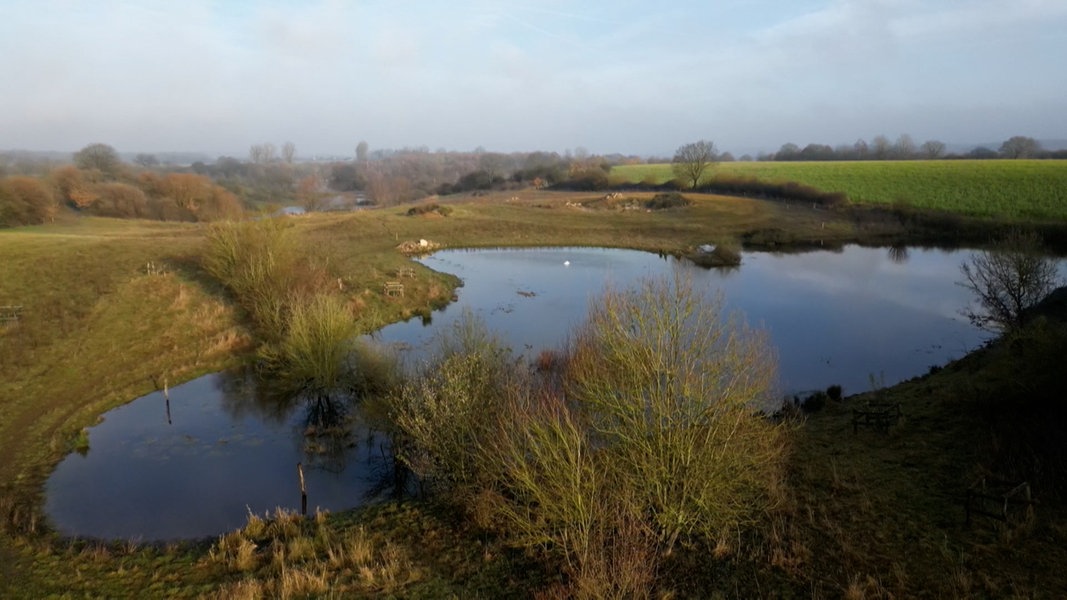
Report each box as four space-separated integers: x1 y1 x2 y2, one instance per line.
2 167 245 225
0 176 58 226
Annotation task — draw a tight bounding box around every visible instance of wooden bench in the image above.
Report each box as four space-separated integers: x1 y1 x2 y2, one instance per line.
397 267 416 279
383 281 404 297
0 305 23 325
966 479 1033 525
852 401 902 433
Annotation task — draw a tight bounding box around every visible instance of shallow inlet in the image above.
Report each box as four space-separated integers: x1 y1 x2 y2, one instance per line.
46 245 991 541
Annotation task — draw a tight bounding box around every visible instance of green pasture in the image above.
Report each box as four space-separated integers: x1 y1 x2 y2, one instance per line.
613 160 1067 220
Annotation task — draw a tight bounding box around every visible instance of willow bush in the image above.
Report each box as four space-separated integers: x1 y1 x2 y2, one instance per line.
391 312 518 496
564 275 786 550
259 293 361 395
202 219 302 339
391 277 788 597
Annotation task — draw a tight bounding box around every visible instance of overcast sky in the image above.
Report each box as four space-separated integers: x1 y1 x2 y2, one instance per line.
2 0 1065 157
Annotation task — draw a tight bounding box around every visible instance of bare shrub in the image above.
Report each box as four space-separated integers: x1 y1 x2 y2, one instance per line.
0 175 57 226
259 294 360 394
390 276 787 597
565 275 786 550
86 182 149 218
202 219 304 338
392 311 517 496
51 165 100 208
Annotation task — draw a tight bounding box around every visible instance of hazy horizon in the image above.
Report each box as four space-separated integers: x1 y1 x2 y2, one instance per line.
2 1 1065 158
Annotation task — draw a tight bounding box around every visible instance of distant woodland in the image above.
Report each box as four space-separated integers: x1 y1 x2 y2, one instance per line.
1 135 1061 228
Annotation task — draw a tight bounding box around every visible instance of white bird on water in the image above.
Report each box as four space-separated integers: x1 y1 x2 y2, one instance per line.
563 260 570 266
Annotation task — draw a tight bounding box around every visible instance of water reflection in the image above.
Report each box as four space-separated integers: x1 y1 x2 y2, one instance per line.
887 244 910 264
215 367 371 474
379 246 991 395
45 369 406 541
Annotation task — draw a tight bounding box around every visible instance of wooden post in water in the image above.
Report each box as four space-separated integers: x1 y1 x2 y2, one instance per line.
297 462 307 515
164 377 172 425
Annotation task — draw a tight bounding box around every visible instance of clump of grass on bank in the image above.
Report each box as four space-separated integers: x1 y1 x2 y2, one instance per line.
406 202 452 217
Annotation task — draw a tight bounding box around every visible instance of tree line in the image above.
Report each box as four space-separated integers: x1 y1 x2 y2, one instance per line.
2 133 1062 228
761 135 1059 162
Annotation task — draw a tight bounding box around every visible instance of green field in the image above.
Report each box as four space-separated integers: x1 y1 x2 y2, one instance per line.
613 160 1067 220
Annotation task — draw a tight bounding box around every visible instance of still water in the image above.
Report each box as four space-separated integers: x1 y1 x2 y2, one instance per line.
46 245 989 541
380 245 989 394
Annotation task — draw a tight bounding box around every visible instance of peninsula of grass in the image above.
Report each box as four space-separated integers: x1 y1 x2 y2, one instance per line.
613 160 1067 221
1 194 1065 597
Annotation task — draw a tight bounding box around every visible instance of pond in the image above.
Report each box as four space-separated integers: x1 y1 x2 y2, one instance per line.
44 370 401 541
45 245 990 541
379 245 989 395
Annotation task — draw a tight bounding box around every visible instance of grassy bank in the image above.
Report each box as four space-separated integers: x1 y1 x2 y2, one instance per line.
613 160 1067 221
1 195 1065 597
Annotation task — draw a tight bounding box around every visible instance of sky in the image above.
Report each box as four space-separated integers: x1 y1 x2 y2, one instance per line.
2 0 1065 158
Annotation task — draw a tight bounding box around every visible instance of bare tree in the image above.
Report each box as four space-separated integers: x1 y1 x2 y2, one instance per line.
356 140 369 163
999 136 1042 159
281 141 296 164
894 134 916 159
920 140 946 159
959 230 1061 332
853 138 869 159
249 143 276 165
74 143 121 175
871 135 892 160
671 140 717 188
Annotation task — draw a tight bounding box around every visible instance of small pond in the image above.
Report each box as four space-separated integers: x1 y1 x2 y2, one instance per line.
46 245 991 541
44 370 400 541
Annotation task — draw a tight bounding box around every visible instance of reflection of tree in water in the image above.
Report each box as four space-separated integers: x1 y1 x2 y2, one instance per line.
887 245 910 264
214 367 409 498
300 392 356 474
215 366 297 424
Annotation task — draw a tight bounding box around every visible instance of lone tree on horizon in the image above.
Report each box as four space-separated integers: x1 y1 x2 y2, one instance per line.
672 140 717 188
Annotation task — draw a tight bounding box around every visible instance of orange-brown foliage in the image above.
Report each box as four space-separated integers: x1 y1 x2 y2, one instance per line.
0 175 58 226
140 172 243 221
51 166 99 208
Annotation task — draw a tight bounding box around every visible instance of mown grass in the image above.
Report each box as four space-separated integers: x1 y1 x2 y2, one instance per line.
613 160 1067 221
1 196 1065 597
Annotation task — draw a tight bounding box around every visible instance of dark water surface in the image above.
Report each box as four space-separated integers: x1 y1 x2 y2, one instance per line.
46 245 989 541
45 372 395 541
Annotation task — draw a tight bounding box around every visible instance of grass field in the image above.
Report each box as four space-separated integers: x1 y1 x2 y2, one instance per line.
1 196 1065 597
612 160 1067 221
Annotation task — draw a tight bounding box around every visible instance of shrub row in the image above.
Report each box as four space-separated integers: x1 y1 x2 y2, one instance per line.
695 175 849 208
